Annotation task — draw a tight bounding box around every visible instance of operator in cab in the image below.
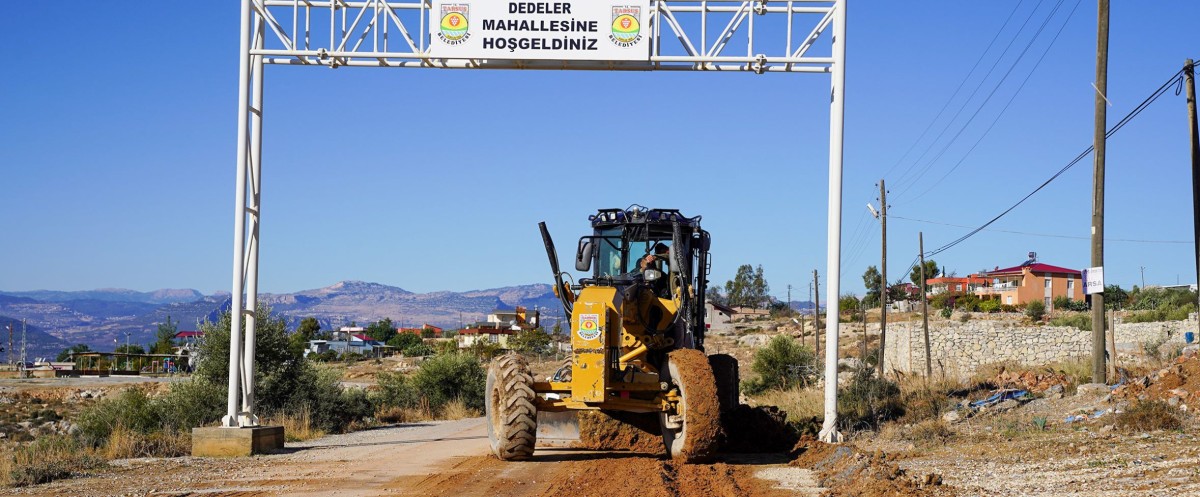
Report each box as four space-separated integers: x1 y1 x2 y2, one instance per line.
637 242 671 298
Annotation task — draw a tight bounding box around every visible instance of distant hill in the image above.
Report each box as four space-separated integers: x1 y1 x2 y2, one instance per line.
0 281 561 353
0 288 204 305
0 316 70 360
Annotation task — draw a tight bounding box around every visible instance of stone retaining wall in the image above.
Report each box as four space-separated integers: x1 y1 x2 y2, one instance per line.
882 316 1196 379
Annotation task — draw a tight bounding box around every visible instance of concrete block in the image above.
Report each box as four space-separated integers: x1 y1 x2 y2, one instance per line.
192 426 284 457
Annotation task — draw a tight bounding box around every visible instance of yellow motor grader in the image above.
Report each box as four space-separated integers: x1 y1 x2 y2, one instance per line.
485 206 738 462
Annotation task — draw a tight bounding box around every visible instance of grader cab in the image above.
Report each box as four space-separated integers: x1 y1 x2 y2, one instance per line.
485 206 738 462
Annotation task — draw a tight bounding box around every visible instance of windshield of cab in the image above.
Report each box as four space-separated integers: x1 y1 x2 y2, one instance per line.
595 228 624 278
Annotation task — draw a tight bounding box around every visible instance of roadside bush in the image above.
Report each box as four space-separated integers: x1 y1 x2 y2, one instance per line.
311 350 339 362
76 389 160 447
1113 400 1183 432
1000 304 1018 313
743 335 817 394
837 369 903 430
156 379 224 432
1025 300 1046 321
374 352 486 415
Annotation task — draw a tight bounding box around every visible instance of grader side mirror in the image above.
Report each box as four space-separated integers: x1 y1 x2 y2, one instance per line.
575 239 593 272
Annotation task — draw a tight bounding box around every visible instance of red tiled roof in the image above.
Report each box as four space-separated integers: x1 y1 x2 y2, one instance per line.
986 263 1081 276
351 333 376 342
175 331 204 339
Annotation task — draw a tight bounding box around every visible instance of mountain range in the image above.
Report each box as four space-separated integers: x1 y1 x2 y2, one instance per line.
0 282 821 357
0 282 561 356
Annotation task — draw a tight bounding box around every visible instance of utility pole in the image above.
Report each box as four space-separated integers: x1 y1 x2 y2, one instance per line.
1187 58 1200 315
20 319 26 370
1089 0 1113 384
808 282 814 349
787 284 792 314
1090 0 1110 385
1139 266 1146 288
878 179 888 376
919 233 931 377
5 322 11 365
813 270 821 360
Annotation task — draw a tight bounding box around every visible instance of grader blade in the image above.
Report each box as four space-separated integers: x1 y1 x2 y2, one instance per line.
536 411 580 443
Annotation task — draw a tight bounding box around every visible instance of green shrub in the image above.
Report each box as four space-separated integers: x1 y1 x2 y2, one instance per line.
1025 300 1046 321
1000 304 1018 313
375 352 486 414
1049 313 1091 331
837 369 903 430
388 332 423 350
404 343 435 357
155 379 224 432
744 335 817 394
76 389 160 447
979 299 1000 313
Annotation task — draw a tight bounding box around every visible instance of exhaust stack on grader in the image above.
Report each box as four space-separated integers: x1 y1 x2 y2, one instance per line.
485 206 738 462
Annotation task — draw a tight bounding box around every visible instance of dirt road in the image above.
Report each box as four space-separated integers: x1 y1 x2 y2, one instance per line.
14 418 814 497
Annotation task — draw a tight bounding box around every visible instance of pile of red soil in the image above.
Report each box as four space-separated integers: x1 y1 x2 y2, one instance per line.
1114 353 1200 406
577 410 666 455
993 368 1070 393
791 439 953 496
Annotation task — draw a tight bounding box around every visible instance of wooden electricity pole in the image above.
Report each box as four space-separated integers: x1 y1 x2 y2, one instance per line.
919 232 931 377
878 179 888 376
1090 0 1110 384
1186 58 1200 317
813 270 821 360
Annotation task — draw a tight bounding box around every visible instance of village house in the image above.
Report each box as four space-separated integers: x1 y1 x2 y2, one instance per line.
975 262 1084 309
306 327 392 358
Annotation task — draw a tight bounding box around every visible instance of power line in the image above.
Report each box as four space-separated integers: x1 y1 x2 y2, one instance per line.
893 0 1074 200
879 0 1030 181
891 1 1049 193
921 65 1191 259
909 0 1084 201
890 214 1189 244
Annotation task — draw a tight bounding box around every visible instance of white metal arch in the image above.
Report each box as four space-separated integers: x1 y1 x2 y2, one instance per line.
224 0 847 443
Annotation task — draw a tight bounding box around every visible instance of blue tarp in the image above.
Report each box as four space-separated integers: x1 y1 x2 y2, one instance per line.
970 389 1029 409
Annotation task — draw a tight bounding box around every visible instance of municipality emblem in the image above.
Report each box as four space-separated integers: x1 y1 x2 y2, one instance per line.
610 6 642 48
577 314 601 341
438 4 470 45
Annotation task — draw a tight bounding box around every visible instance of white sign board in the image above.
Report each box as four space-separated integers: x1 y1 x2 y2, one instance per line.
1082 266 1104 295
429 1 652 61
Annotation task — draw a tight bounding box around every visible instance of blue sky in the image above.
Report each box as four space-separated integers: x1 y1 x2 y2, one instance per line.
2 1 1199 299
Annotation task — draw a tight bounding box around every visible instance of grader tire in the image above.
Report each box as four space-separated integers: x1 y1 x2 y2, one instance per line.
660 348 722 463
486 353 537 460
708 353 740 414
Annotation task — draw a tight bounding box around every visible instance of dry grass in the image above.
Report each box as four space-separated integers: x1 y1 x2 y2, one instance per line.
376 397 435 424
8 435 104 487
102 425 191 459
267 408 327 443
1113 401 1184 433
749 386 823 422
439 398 480 420
893 373 970 423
